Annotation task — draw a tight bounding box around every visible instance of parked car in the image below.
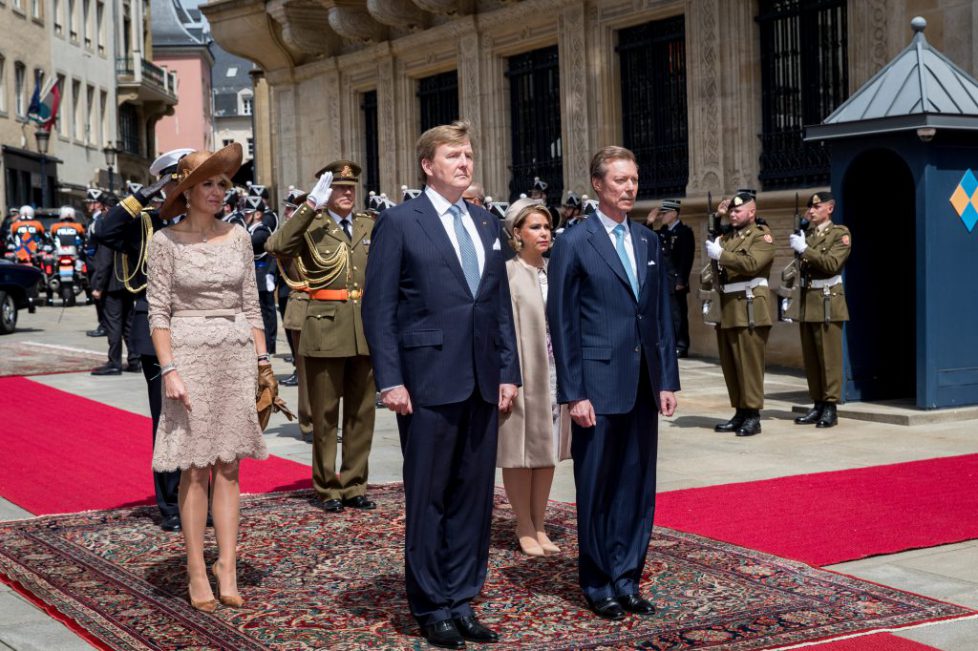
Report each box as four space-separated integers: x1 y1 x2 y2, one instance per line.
0 258 43 334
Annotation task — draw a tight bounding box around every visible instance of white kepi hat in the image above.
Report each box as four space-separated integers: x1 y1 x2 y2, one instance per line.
149 148 195 177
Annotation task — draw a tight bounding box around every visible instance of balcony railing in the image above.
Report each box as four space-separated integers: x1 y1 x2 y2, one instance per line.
115 54 178 99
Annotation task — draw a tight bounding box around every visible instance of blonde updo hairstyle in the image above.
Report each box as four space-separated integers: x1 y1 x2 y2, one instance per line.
503 197 551 252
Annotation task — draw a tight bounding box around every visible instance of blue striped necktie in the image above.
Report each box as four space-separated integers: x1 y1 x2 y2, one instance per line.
449 204 480 296
613 223 640 299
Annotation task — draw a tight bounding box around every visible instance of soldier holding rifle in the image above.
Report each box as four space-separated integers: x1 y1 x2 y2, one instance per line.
702 191 774 437
784 191 850 428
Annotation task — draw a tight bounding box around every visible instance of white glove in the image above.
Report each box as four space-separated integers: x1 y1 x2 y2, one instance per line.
306 171 334 210
789 232 808 254
705 238 723 260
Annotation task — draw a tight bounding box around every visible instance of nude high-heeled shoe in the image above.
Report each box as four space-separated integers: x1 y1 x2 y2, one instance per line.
212 563 244 608
188 588 218 613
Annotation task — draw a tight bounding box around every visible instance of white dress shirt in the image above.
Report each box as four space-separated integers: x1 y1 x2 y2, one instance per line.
425 186 485 275
596 209 637 278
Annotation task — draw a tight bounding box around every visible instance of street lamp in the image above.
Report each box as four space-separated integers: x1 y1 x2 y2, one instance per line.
35 129 50 207
103 144 117 194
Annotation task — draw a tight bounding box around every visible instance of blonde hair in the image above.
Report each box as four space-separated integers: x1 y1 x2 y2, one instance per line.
416 120 472 183
507 204 552 252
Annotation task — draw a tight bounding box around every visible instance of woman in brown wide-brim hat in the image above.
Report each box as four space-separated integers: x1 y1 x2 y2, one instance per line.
146 143 275 612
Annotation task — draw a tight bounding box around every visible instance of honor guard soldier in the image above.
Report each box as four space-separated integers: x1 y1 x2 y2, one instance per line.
788 192 850 428
265 160 377 513
243 195 279 355
557 191 585 230
704 191 775 436
650 199 695 358
273 187 315 441
89 147 194 532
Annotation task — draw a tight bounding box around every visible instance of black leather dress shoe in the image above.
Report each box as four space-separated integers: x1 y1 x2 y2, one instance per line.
125 361 142 373
91 364 122 376
453 615 499 642
736 411 762 437
794 403 824 424
816 403 838 428
715 409 745 432
423 619 465 649
587 597 625 620
160 514 182 532
618 593 656 616
323 499 344 512
342 495 376 510
281 373 299 386
86 327 107 337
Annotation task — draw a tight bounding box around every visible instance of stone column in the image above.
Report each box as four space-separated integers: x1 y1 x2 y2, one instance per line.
267 69 299 199
849 0 892 91
718 0 760 193
558 0 590 197
376 48 398 194
684 0 724 195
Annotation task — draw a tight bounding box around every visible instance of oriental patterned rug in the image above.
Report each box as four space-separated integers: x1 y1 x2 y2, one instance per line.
0 341 104 377
0 485 971 651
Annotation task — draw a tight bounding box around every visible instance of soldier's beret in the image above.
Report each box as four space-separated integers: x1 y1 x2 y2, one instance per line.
127 181 144 195
730 192 755 208
531 176 548 192
736 188 757 199
660 199 681 212
582 197 599 215
563 191 581 208
315 160 361 186
248 183 269 199
85 188 103 202
283 185 306 206
401 185 422 202
244 195 263 212
487 201 510 220
807 191 835 207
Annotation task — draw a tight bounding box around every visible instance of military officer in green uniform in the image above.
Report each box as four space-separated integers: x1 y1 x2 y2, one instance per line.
788 191 850 428
264 161 377 512
704 191 775 437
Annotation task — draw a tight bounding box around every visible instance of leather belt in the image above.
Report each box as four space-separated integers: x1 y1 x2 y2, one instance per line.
806 275 843 289
720 278 768 294
171 309 240 318
306 288 362 301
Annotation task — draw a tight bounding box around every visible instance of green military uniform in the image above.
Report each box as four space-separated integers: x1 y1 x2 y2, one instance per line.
715 221 775 412
264 161 376 505
792 192 850 427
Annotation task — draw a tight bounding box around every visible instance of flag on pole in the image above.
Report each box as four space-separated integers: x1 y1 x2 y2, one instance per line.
27 72 61 131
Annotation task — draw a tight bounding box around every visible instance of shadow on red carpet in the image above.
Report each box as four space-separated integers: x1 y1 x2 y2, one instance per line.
0 376 310 515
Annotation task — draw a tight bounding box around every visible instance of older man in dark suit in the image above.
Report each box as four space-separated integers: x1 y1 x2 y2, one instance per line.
549 146 680 621
363 121 520 649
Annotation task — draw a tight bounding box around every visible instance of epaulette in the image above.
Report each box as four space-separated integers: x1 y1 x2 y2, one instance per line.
120 195 144 218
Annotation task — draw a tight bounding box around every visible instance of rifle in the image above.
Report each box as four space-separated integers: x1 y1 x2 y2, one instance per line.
778 192 807 322
698 191 723 325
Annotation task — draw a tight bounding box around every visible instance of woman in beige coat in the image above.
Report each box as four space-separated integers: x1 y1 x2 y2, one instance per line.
498 198 571 556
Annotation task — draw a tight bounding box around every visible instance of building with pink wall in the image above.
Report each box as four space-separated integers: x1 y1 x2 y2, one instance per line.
152 0 213 156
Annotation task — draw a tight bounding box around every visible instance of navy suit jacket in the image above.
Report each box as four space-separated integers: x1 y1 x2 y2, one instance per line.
362 193 521 407
548 215 680 414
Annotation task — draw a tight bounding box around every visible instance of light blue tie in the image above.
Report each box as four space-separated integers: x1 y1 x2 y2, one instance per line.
449 204 481 296
613 223 640 299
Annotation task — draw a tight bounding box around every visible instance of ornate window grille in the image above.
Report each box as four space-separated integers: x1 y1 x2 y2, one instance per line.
617 15 688 199
361 90 380 195
757 0 848 189
418 71 459 134
506 46 562 203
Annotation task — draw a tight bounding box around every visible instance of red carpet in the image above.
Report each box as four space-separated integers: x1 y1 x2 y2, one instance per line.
656 454 978 566
800 632 942 649
0 376 310 515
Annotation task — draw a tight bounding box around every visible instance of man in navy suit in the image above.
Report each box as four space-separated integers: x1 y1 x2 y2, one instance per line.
362 121 520 649
548 146 680 621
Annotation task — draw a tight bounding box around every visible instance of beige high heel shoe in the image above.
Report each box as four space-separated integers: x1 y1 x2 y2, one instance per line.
211 563 244 608
188 588 218 613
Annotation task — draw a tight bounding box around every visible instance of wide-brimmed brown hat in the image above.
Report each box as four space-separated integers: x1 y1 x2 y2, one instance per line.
159 143 243 220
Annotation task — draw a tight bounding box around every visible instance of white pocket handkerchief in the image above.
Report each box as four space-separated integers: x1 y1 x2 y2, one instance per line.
492 238 501 251
647 260 656 266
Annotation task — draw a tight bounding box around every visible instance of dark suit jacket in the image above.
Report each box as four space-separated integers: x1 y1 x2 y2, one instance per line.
548 215 680 414
362 192 521 407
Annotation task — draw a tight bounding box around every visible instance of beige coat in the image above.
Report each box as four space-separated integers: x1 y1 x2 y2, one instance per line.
497 257 571 468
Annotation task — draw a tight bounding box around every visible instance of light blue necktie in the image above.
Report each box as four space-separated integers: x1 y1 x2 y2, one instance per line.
613 223 640 299
449 204 480 296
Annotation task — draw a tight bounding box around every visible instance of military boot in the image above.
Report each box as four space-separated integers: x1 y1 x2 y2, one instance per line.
736 410 762 437
794 402 824 425
816 403 838 428
715 409 746 433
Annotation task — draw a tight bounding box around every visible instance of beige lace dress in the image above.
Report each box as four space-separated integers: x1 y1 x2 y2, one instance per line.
146 226 269 472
